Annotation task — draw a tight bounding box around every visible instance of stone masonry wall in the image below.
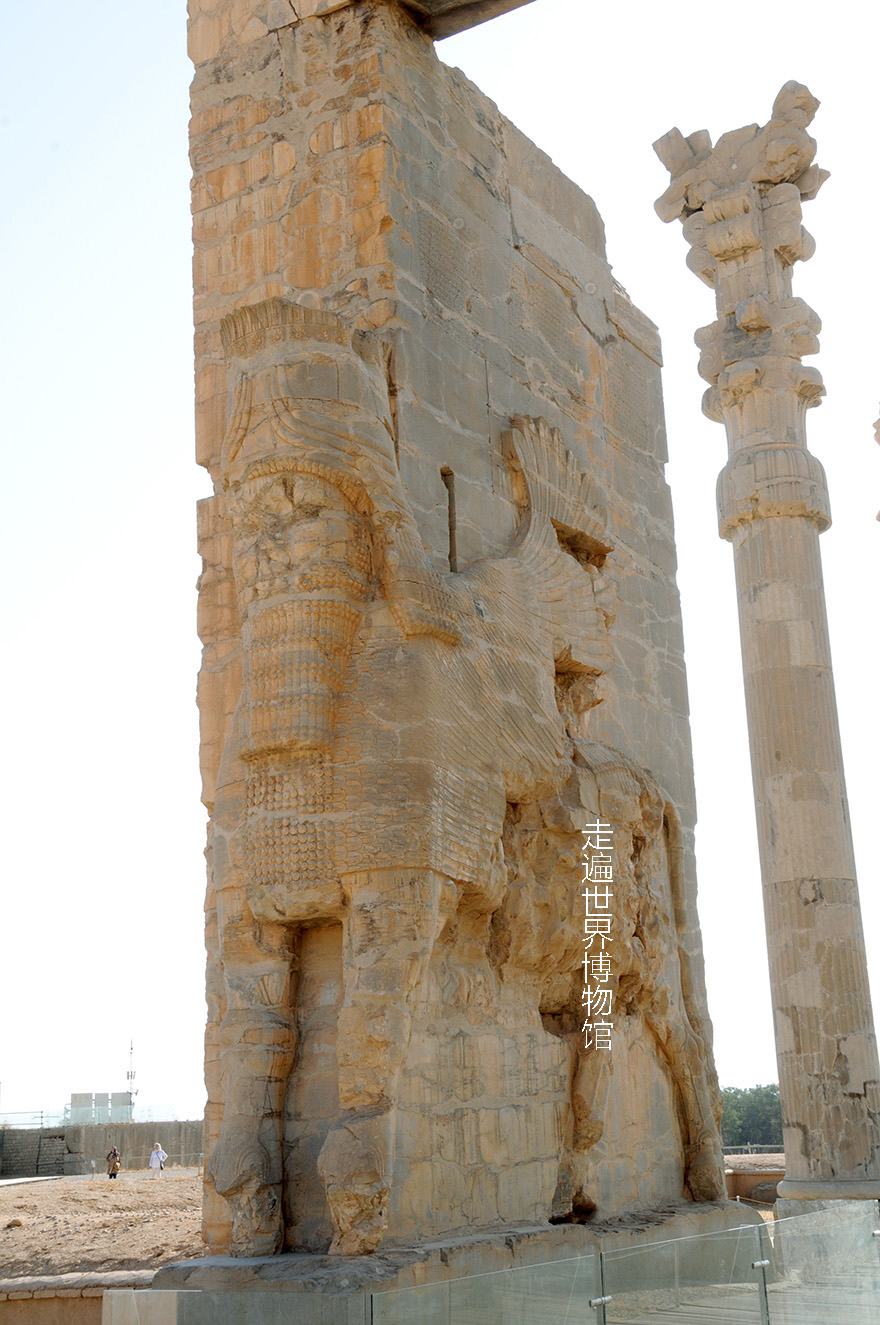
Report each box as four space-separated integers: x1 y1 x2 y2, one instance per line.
190 0 721 1251
190 0 702 884
0 1122 203 1179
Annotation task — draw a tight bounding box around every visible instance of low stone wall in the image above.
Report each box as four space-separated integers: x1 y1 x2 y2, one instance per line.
0 1133 67 1181
725 1167 785 1204
724 1153 785 1205
0 1121 203 1179
0 1271 153 1324
64 1121 203 1176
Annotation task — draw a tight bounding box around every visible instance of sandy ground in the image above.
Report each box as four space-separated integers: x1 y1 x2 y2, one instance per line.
0 1170 204 1279
0 1163 778 1280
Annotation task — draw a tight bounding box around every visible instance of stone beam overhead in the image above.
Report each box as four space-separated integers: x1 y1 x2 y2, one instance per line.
656 85 880 1200
402 0 536 38
187 0 535 61
294 0 535 37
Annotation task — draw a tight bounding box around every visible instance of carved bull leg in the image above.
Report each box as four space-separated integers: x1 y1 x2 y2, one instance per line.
318 868 456 1254
644 998 726 1201
206 898 297 1255
648 809 726 1203
561 1030 614 1217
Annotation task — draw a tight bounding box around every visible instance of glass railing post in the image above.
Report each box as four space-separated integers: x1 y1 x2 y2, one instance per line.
216 1206 880 1323
588 1249 608 1325
754 1222 772 1325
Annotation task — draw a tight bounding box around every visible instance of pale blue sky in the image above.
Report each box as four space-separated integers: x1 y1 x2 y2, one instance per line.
1 0 877 1122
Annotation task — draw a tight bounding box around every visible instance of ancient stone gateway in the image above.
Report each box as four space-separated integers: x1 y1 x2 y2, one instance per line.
191 0 728 1259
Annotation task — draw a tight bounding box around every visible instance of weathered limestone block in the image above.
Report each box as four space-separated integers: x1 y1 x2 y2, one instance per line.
192 0 726 1258
656 84 880 1198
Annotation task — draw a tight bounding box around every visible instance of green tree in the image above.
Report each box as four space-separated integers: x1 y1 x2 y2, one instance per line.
720 1083 783 1147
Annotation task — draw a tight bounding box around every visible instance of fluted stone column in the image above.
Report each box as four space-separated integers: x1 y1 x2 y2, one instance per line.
655 83 880 1197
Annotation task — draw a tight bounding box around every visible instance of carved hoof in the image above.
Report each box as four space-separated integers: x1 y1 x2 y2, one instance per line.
206 1113 282 1208
685 1148 726 1202
206 1127 272 1198
318 1122 391 1255
327 1191 389 1255
207 1128 284 1257
230 1178 284 1257
551 1157 598 1224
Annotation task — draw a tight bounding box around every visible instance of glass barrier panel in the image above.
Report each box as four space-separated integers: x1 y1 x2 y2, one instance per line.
102 1291 186 1325
102 1205 880 1325
102 1288 370 1324
602 1222 767 1323
370 1253 601 1325
763 1200 880 1324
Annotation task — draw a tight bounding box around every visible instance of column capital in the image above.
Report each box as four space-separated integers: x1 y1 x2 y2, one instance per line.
655 84 831 534
654 81 827 234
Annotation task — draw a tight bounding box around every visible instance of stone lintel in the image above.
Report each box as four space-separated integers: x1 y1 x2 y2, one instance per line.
777 1178 880 1200
403 0 536 38
299 0 535 37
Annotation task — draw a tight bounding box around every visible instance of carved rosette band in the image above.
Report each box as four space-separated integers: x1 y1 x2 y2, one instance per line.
656 86 880 1195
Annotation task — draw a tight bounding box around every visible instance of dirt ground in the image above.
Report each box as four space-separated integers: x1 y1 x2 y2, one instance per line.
0 1166 778 1280
0 1170 204 1279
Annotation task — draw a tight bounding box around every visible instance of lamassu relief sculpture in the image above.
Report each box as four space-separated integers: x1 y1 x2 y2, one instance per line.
203 298 724 1256
191 0 727 1262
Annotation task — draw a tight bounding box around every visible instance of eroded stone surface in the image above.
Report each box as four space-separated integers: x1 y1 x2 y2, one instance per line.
192 0 725 1257
187 0 534 62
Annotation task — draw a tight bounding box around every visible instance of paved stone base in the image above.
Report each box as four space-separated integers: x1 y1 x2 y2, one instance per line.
153 1201 759 1296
